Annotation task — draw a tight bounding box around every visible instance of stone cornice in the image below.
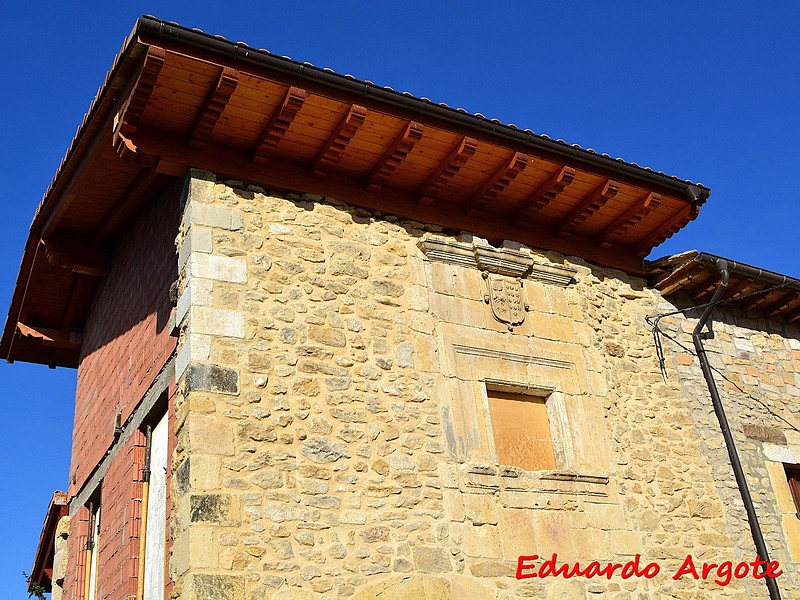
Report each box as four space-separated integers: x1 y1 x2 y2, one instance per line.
418 236 577 287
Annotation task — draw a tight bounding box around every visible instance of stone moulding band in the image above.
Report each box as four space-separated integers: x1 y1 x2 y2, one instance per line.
453 344 573 370
459 463 609 496
418 236 578 286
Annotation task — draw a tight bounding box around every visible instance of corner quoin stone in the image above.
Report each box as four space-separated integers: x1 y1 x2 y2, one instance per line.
184 363 239 395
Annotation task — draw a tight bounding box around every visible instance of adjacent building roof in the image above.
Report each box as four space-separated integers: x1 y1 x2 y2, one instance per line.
649 251 800 323
3 16 711 367
28 491 68 593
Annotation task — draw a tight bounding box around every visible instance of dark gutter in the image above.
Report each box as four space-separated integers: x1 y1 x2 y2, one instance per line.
136 16 710 205
691 259 781 600
691 252 800 292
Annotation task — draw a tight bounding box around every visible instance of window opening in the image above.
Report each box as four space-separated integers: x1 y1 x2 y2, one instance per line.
785 464 800 519
487 389 556 471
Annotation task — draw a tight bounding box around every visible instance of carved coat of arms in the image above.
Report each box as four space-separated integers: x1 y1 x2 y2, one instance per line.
483 273 528 329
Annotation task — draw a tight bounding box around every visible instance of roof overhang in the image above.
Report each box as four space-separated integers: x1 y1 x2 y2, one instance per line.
2 16 711 367
29 491 68 594
648 251 800 323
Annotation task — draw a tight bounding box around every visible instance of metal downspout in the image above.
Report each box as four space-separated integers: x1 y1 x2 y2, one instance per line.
691 259 781 600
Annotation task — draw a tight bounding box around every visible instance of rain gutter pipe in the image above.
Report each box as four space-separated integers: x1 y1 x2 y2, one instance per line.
691 258 781 600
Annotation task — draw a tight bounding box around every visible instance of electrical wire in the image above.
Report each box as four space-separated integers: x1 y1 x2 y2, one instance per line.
645 279 800 433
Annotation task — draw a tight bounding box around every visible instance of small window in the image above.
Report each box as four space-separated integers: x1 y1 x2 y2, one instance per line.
487 389 556 471
785 465 800 518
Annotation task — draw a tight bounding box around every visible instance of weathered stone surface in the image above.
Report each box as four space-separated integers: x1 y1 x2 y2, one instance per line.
469 560 513 577
191 574 244 600
299 437 351 463
189 253 247 283
412 546 451 573
742 423 787 444
308 326 346 347
184 363 239 394
190 494 241 526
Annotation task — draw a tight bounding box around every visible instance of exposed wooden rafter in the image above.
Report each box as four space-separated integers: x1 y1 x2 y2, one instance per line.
690 285 715 302
512 166 575 225
764 291 799 319
742 288 776 312
597 192 661 248
652 262 702 296
464 152 529 216
252 86 306 165
419 136 478 205
312 104 367 178
785 305 800 323
555 179 619 237
119 46 166 132
188 67 239 150
42 234 110 277
16 323 82 351
367 121 424 192
113 46 166 163
721 278 757 301
635 203 700 258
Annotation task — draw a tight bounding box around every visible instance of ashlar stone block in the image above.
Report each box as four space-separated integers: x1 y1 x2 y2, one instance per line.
188 306 245 339
189 253 247 284
184 202 244 232
178 226 213 270
190 573 245 600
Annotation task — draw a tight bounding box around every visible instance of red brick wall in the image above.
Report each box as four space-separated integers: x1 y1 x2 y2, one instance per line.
96 431 145 599
70 192 178 496
62 506 88 600
63 382 178 600
63 188 178 599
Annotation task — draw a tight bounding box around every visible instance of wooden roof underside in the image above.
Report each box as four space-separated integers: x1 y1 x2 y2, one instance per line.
649 253 800 324
2 19 709 367
117 44 702 258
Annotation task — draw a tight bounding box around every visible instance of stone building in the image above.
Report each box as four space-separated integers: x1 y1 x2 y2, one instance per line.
7 16 800 600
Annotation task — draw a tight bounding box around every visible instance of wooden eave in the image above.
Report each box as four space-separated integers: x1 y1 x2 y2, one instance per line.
2 16 710 367
29 491 68 593
648 251 800 324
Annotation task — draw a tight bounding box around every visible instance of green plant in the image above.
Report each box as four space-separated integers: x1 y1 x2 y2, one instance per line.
22 571 47 600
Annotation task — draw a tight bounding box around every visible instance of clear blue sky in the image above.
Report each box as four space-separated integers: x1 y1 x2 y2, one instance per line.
1 1 798 596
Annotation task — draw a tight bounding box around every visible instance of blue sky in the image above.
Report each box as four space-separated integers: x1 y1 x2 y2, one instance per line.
1 1 799 596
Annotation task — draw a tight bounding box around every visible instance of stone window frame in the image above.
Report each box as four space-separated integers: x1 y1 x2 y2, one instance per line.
482 379 576 472
785 464 800 519
455 377 609 498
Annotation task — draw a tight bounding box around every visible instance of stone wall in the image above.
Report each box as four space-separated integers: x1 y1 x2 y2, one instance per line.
171 171 796 599
660 300 800 596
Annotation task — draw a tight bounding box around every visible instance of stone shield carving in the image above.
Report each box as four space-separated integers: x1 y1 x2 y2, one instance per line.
483 273 528 329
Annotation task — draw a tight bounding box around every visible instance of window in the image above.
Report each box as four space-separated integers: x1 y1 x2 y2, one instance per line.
785 464 800 519
487 389 556 471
